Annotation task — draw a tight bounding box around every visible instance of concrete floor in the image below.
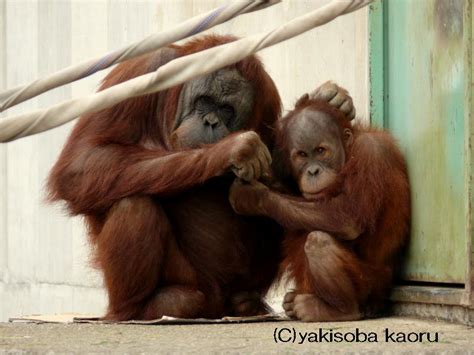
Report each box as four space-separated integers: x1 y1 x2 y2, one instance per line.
0 316 473 354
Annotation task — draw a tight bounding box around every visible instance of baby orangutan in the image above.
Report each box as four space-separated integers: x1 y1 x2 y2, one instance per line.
229 89 410 321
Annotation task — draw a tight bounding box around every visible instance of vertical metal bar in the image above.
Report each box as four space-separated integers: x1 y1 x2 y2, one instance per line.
368 0 385 128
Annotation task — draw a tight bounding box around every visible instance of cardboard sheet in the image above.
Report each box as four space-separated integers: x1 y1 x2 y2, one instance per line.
9 313 288 325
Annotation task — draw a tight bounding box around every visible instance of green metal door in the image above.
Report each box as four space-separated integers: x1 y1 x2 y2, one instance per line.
369 0 472 284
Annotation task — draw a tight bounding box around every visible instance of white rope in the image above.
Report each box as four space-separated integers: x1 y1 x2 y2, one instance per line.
0 0 280 112
0 0 372 143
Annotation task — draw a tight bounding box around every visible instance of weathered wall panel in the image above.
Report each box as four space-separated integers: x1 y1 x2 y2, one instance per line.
381 0 467 283
0 0 369 321
0 0 7 283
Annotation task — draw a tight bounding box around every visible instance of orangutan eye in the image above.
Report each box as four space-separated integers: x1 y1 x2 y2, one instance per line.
219 104 235 121
220 104 234 115
195 96 215 111
297 151 308 158
316 146 326 154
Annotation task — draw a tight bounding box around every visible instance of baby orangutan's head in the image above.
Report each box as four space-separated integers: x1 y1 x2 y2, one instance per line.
276 98 353 199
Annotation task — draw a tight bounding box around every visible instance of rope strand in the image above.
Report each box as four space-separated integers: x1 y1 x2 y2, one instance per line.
0 0 280 112
0 0 371 143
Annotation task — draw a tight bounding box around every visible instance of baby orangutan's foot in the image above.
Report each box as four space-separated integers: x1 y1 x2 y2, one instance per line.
283 291 363 322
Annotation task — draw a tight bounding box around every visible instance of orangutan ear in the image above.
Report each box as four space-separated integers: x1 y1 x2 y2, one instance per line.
343 128 354 147
271 120 289 181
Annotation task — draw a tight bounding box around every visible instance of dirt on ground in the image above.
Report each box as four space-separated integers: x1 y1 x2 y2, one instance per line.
0 316 473 354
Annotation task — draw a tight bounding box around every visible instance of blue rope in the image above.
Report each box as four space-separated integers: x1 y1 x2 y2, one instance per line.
188 4 228 36
78 3 229 80
79 50 122 79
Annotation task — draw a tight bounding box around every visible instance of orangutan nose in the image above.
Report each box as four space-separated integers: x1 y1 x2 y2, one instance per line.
307 166 320 177
203 113 220 128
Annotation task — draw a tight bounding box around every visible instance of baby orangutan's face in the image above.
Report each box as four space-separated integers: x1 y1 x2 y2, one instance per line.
288 108 351 198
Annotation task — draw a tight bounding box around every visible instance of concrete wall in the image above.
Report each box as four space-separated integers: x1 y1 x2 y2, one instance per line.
0 0 369 321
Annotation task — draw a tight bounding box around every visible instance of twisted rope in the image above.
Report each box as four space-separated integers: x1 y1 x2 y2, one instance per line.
0 0 371 143
0 0 280 112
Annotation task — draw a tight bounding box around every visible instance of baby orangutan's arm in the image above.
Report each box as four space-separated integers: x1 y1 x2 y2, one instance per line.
229 179 361 240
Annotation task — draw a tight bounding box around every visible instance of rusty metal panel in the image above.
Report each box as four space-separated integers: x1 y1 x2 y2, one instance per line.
371 0 469 283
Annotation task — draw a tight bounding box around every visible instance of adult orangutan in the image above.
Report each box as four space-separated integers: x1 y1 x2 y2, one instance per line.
48 34 354 320
229 91 410 321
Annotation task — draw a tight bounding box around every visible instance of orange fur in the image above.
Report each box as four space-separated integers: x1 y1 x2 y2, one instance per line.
47 35 283 320
274 98 410 319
